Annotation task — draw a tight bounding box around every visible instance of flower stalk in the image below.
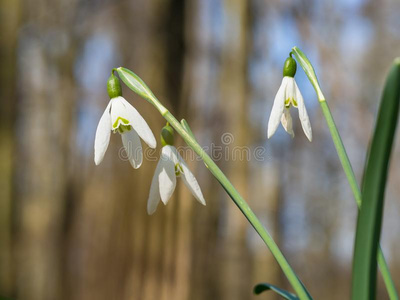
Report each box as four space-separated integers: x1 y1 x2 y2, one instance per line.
117 67 312 300
291 46 399 300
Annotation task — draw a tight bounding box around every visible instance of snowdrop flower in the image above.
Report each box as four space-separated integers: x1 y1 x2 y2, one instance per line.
94 73 156 168
147 125 206 215
267 56 312 141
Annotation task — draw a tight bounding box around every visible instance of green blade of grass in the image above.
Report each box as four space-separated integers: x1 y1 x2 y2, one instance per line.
352 58 400 300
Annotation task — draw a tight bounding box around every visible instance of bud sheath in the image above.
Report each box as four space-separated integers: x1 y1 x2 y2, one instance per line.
161 124 174 146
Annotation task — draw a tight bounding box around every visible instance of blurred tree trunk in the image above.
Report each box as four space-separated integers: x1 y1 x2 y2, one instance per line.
219 1 251 299
0 0 21 296
180 1 225 299
14 0 78 299
66 1 194 300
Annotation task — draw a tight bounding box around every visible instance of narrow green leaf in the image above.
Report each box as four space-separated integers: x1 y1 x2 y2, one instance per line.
254 283 299 300
116 67 156 101
352 58 400 300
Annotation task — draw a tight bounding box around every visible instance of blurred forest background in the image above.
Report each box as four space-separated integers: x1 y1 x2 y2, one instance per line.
1 0 400 299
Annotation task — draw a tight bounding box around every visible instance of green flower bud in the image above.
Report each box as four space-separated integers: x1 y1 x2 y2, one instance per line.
283 56 297 77
107 72 122 99
161 124 174 146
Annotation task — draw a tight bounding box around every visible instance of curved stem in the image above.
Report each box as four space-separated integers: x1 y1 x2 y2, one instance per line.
165 111 311 300
116 66 312 299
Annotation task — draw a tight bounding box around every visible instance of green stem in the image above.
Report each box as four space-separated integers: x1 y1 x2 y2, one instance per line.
320 101 398 300
291 48 398 300
116 66 312 299
377 247 398 300
320 102 361 207
165 111 311 300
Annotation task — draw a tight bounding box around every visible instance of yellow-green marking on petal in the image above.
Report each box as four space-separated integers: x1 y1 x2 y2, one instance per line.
117 124 132 134
113 116 130 129
285 98 298 108
175 163 184 177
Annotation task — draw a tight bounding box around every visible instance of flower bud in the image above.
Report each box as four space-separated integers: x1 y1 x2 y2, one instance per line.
283 56 297 78
107 73 122 99
161 124 174 146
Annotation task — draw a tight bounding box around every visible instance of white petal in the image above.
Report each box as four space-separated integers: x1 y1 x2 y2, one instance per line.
267 78 286 138
281 108 295 138
158 146 177 205
121 130 143 169
120 97 157 149
94 100 112 165
170 146 206 205
110 97 131 130
147 160 163 215
294 81 312 142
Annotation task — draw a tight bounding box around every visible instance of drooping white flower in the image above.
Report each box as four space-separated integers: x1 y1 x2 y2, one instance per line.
267 57 312 141
94 73 156 168
147 125 205 214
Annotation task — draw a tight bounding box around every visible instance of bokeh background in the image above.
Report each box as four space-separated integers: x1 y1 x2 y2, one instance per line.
1 0 400 299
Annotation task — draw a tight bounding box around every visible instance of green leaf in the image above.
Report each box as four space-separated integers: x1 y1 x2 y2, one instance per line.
254 283 299 300
352 58 400 300
116 67 156 101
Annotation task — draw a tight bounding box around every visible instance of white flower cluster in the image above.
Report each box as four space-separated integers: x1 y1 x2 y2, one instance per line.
95 58 313 214
94 88 205 214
